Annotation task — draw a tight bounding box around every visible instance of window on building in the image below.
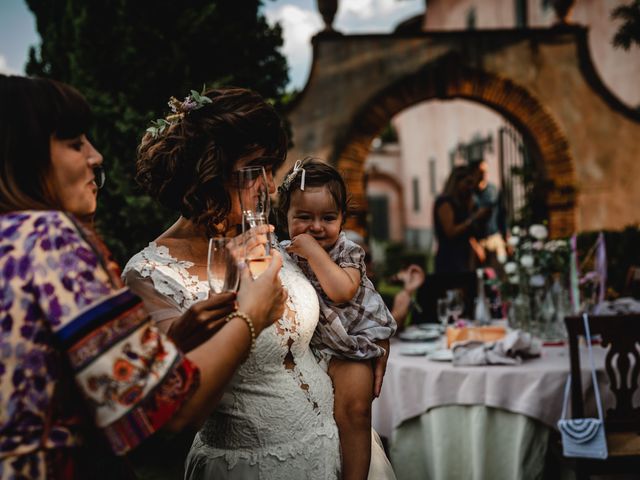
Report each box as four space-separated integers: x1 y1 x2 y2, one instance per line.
368 196 389 241
466 7 476 29
429 158 437 194
515 0 528 27
412 178 420 212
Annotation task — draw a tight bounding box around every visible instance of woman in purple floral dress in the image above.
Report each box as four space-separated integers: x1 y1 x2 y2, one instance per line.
0 74 285 479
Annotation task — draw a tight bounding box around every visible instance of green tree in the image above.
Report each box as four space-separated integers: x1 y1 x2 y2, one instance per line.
612 0 640 50
26 0 289 263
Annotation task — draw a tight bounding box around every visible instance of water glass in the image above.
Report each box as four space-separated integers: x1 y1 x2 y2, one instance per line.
207 237 240 294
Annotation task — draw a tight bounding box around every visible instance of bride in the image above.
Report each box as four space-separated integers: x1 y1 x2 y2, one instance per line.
123 87 395 479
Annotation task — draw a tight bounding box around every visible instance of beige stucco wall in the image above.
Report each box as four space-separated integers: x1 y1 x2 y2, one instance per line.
424 0 640 107
392 100 503 233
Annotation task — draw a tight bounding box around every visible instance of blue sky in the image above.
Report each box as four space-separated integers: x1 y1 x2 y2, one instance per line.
0 0 424 90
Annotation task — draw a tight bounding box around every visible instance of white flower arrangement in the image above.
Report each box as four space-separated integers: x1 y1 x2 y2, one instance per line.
529 224 548 240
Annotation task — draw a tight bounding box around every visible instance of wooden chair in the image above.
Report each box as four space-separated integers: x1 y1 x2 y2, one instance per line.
623 265 640 298
559 314 640 478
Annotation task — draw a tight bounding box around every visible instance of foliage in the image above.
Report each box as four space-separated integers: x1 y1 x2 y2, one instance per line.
612 0 640 50
379 123 398 144
26 0 289 264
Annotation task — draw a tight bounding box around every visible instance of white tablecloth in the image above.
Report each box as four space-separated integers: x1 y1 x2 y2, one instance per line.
373 340 609 440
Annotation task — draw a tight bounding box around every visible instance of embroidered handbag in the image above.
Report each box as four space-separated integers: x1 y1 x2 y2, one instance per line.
557 313 608 459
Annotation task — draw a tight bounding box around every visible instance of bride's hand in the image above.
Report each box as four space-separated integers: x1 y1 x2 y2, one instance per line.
236 250 286 334
372 339 390 398
168 292 237 352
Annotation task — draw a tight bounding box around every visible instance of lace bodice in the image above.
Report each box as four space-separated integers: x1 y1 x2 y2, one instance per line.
123 242 209 310
123 245 340 480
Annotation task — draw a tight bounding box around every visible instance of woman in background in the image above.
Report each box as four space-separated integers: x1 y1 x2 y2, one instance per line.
433 165 488 273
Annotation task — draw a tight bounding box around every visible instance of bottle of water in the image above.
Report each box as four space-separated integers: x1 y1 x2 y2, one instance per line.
474 268 492 326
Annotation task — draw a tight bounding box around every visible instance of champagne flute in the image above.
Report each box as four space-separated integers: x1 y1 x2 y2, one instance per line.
207 237 240 294
235 166 271 225
242 212 273 278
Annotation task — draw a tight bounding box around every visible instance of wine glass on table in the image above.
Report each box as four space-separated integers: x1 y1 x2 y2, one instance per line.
207 237 241 294
437 297 450 333
446 289 464 326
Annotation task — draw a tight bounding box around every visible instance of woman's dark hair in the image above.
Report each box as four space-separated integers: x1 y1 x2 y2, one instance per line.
276 158 348 231
0 74 92 213
442 165 473 198
136 87 288 236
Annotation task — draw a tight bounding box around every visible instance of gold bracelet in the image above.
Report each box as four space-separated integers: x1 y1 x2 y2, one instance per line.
226 311 256 354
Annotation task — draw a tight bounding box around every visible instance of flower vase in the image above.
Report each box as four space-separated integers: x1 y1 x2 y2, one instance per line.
549 276 570 341
509 292 531 332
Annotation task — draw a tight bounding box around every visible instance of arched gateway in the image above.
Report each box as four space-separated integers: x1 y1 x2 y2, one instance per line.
285 27 640 237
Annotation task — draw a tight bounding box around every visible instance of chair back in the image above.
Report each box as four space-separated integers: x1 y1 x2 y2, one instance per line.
564 314 640 433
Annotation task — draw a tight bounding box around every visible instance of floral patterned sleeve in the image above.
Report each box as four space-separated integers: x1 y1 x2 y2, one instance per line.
31 212 199 455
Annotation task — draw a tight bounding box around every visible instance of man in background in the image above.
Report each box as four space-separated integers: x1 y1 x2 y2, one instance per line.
470 159 507 271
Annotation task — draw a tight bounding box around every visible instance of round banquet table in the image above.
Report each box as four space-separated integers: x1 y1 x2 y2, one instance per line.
372 338 610 480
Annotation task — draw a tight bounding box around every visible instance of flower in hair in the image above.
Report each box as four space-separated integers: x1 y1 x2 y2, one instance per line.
146 87 213 139
280 159 306 192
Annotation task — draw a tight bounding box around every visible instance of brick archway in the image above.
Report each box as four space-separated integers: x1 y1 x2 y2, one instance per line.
335 54 575 237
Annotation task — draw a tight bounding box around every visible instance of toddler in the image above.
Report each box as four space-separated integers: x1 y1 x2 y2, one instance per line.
278 158 397 480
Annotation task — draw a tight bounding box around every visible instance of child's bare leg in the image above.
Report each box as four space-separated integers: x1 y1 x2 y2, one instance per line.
329 358 374 480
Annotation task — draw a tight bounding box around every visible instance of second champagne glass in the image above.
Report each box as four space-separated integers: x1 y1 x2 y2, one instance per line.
207 237 240 294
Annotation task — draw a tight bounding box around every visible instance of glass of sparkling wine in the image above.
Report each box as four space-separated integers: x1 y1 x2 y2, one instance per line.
235 166 271 226
207 237 241 294
242 212 273 278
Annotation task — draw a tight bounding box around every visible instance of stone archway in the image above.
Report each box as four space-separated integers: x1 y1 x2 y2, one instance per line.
336 54 574 236
285 27 640 236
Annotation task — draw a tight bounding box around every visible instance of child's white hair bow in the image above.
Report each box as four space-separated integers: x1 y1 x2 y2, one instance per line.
283 159 306 191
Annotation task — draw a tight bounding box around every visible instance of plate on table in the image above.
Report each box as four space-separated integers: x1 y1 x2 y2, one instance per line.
398 328 440 342
397 343 438 356
417 323 443 333
426 349 453 362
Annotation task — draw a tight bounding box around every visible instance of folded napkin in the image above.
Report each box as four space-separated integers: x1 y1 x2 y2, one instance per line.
593 297 640 315
446 325 506 348
452 330 542 366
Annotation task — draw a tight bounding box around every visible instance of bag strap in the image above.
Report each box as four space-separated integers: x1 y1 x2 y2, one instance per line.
582 313 605 422
560 373 571 420
560 313 604 421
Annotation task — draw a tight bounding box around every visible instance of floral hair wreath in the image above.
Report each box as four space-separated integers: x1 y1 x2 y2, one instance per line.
146 87 213 139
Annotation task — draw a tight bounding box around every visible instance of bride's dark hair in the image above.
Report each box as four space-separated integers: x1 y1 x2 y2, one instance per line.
136 87 287 236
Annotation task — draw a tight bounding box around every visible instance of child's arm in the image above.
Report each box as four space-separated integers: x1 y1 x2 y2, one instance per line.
287 233 361 303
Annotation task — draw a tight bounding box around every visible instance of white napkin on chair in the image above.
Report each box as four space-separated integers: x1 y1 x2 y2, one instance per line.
452 330 542 366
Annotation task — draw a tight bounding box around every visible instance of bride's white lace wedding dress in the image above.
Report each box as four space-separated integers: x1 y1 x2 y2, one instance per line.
123 243 395 480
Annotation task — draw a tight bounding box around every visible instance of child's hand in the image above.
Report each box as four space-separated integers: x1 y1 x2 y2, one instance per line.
286 233 323 259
